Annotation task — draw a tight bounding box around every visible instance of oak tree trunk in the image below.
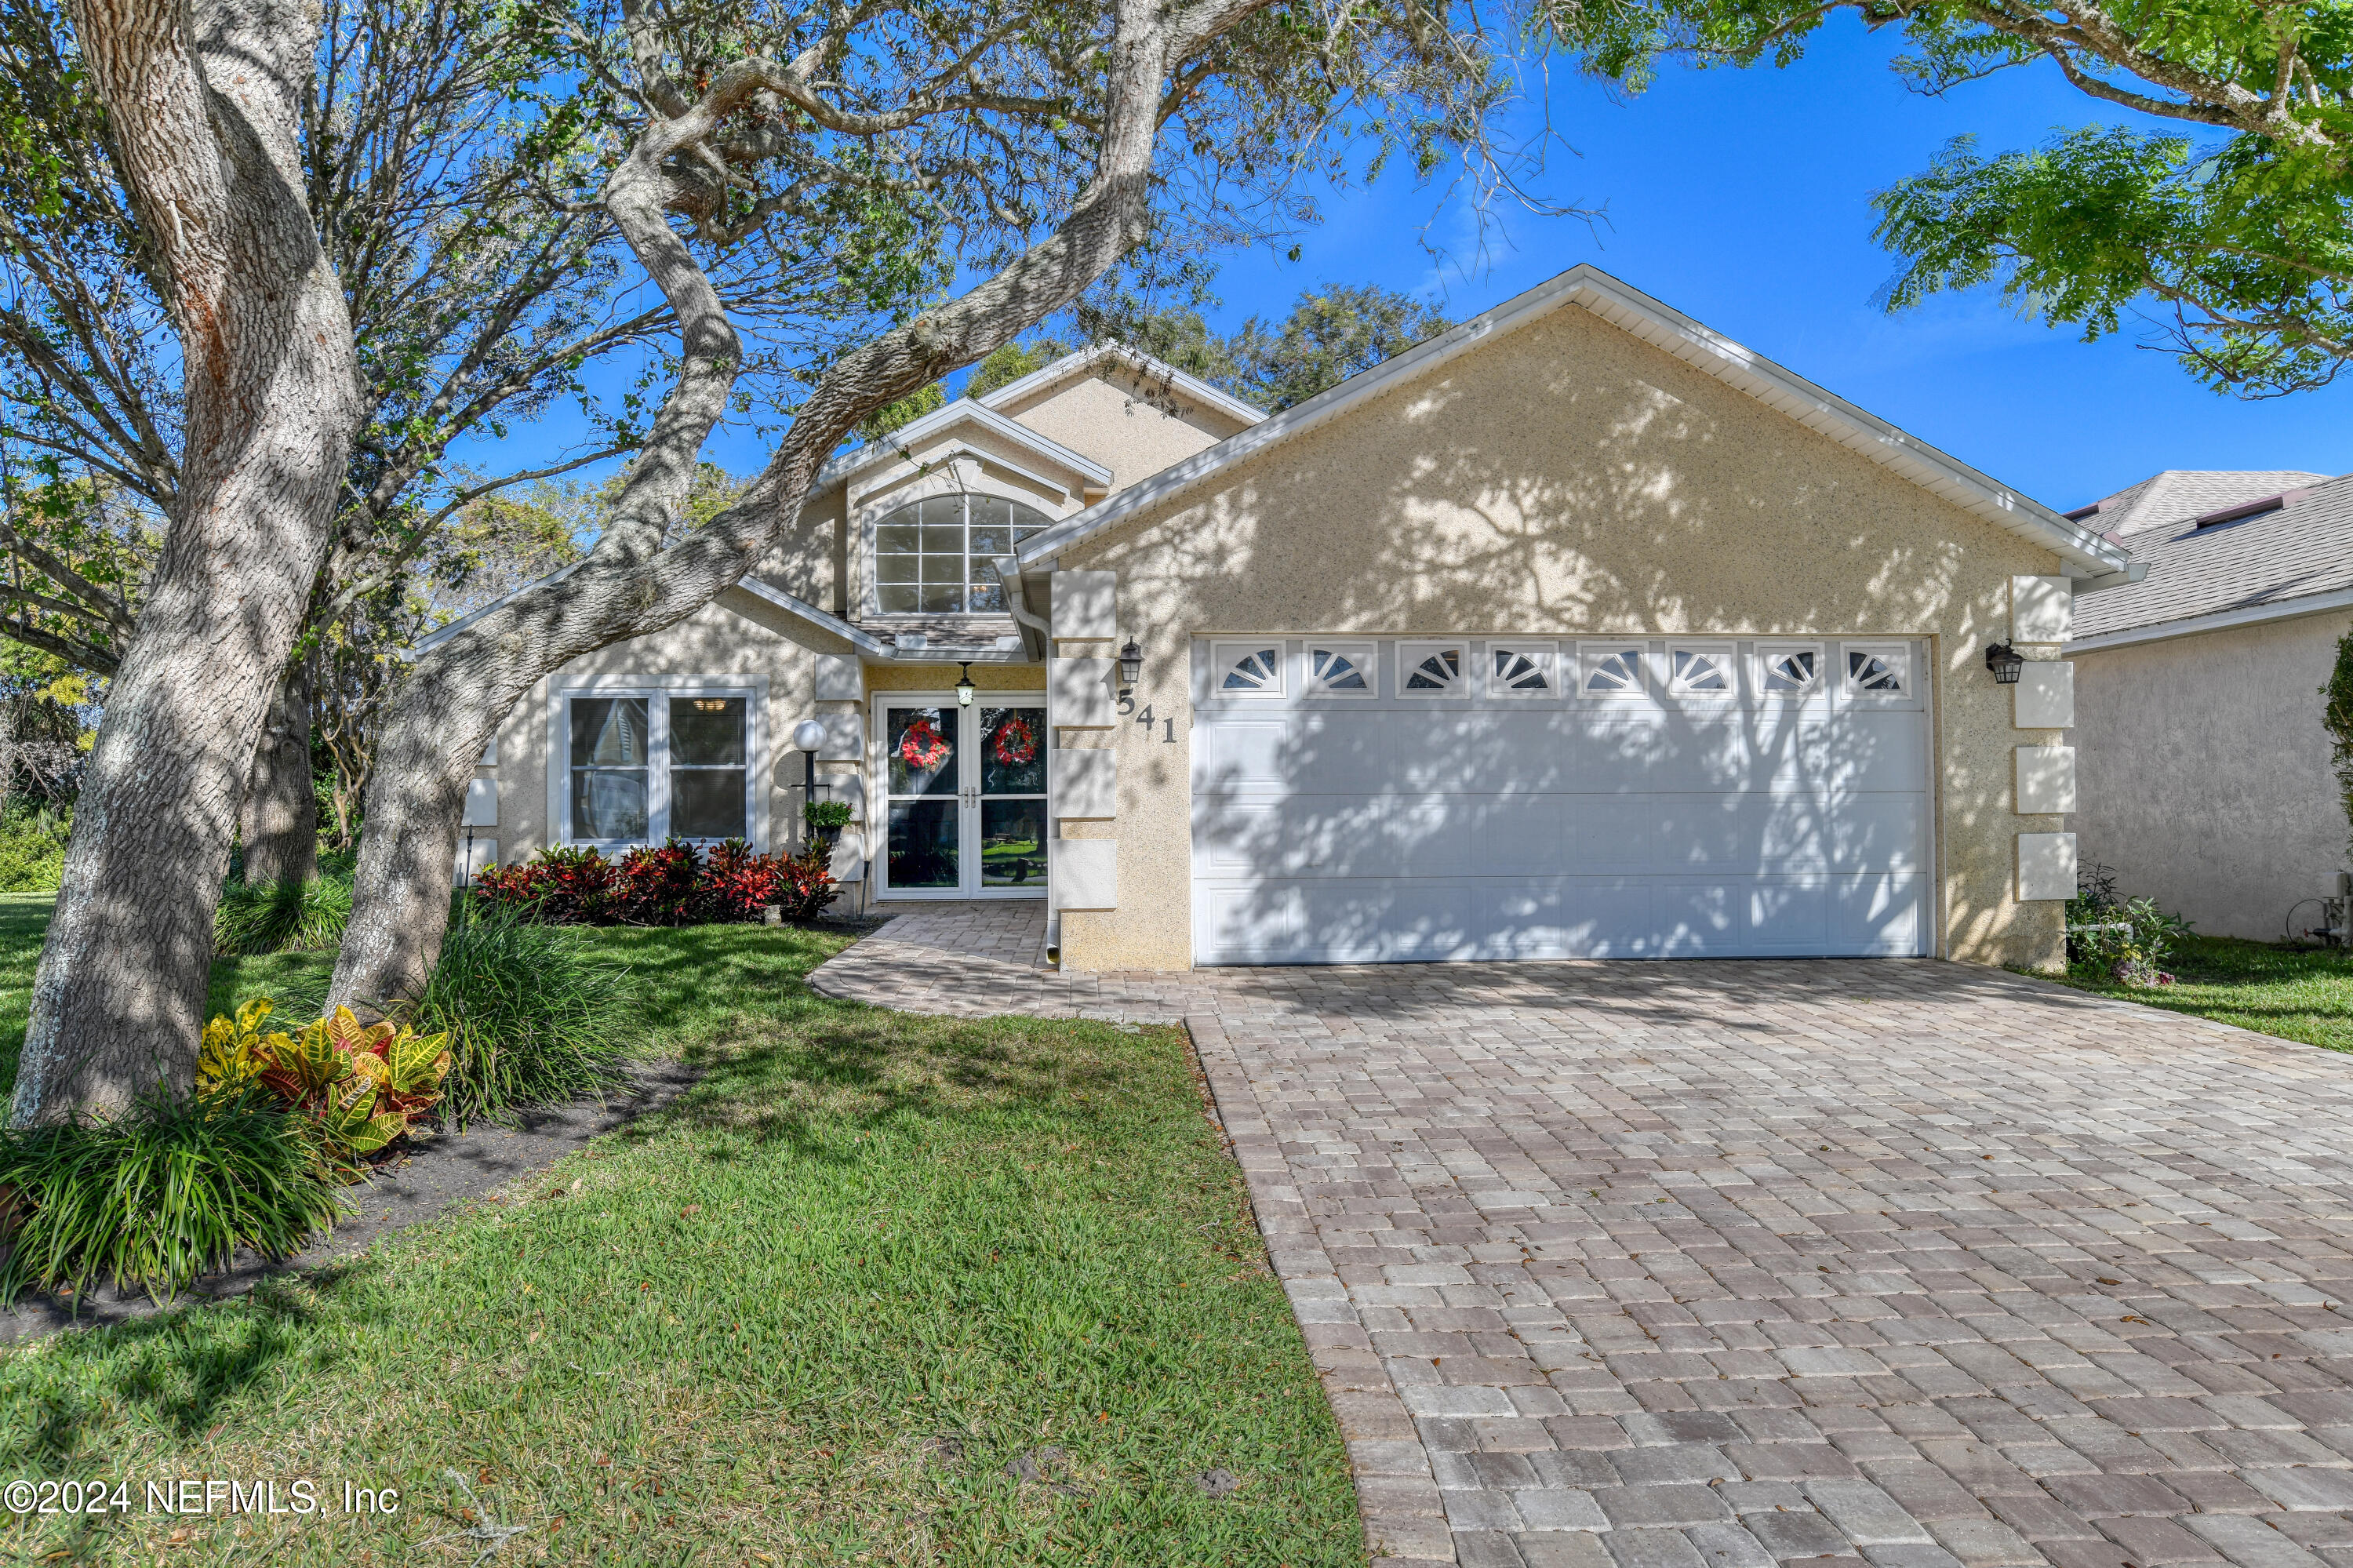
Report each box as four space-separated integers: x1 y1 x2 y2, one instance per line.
239 663 318 886
7 0 360 1123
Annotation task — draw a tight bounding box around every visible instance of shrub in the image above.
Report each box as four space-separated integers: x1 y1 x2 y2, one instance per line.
803 799 853 832
615 839 701 926
0 803 69 892
2068 864 2191 986
214 872 353 955
403 908 632 1127
473 838 826 925
0 1087 341 1306
472 844 619 923
198 999 451 1162
776 844 839 921
697 838 781 922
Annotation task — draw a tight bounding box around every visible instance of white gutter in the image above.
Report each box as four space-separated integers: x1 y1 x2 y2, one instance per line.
2067 586 2353 653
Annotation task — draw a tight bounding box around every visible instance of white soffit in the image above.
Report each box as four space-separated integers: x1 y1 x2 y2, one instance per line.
1014 264 2134 583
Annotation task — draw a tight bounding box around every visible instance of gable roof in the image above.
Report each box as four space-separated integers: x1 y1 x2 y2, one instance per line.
976 341 1266 430
2071 472 2353 647
812 395 1115 500
2068 469 2334 538
1011 264 2139 587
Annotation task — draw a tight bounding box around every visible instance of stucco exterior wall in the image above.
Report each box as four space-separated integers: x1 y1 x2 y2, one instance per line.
2069 611 2350 939
487 587 854 868
1051 301 2069 972
991 367 1249 493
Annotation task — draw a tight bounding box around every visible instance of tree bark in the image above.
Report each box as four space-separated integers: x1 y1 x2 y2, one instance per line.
328 0 1231 1007
239 663 318 886
8 0 360 1123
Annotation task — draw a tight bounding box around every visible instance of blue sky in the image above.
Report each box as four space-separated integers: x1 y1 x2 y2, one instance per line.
546 18 2352 515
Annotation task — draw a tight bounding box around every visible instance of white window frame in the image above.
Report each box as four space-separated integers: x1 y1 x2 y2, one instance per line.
1304 640 1379 699
1754 641 1825 698
1484 641 1560 700
1209 641 1288 699
1665 641 1740 700
551 675 769 851
1396 640 1470 700
1575 642 1649 701
864 485 1056 620
1838 641 1915 704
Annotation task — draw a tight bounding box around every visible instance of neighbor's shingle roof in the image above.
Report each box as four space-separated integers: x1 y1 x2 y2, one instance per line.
2072 469 2332 537
2075 471 2353 638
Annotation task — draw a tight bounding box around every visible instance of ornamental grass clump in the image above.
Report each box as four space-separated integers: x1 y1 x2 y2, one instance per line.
213 871 353 955
402 908 633 1128
0 1087 342 1306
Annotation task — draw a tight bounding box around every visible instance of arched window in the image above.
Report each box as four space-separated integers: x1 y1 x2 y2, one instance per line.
874 494 1053 614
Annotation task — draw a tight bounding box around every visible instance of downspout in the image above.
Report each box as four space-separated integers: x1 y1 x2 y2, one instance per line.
995 555 1049 659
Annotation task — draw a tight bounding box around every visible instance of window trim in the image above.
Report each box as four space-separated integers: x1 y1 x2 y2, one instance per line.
1210 641 1288 699
1484 640 1560 700
1304 640 1379 699
1664 641 1740 701
1837 640 1915 704
1753 640 1825 699
550 675 769 851
1575 642 1649 701
863 486 1056 619
1395 641 1470 700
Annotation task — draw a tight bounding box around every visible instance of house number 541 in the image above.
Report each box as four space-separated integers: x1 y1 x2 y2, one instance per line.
1122 701 1176 742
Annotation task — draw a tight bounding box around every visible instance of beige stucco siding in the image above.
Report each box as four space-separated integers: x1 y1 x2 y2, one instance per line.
993 368 1249 493
489 587 854 868
2069 611 2349 939
1052 301 2068 971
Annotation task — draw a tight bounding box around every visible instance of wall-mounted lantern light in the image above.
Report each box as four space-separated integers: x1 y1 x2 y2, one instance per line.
1984 642 2024 685
1118 638 1143 694
955 662 976 707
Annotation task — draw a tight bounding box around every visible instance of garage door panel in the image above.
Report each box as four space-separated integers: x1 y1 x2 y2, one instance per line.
1191 638 1931 963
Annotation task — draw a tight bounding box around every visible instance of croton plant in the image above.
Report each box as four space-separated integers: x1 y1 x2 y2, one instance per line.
198 999 451 1162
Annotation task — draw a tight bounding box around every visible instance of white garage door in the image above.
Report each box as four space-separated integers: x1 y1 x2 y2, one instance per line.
1190 636 1933 964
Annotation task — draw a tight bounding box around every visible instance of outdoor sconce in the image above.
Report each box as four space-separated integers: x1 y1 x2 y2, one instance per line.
1118 638 1143 694
955 662 976 707
1984 642 2024 685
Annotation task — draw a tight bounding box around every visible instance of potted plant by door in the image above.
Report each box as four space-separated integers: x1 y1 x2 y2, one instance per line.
804 799 852 854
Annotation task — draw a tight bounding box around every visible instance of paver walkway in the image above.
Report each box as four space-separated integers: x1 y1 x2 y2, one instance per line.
813 904 2353 1568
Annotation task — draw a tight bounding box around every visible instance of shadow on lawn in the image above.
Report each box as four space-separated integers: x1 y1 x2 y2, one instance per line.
0 1263 380 1472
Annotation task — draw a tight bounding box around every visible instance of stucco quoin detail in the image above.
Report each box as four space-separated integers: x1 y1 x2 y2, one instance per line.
2018 833 2078 902
2014 662 2075 729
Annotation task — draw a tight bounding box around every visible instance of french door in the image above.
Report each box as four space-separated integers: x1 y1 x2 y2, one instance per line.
878 697 1049 898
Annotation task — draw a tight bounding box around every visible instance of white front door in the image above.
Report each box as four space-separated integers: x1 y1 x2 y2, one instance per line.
1190 637 1934 962
875 696 1049 898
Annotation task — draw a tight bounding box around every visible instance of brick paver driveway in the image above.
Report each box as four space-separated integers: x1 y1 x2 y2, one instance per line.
814 906 2353 1568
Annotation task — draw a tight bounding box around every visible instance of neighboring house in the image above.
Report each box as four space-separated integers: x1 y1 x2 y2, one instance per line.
436 263 2142 971
2067 470 2351 940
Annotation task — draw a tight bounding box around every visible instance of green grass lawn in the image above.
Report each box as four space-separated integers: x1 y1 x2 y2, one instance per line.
2043 933 2353 1053
0 911 1359 1566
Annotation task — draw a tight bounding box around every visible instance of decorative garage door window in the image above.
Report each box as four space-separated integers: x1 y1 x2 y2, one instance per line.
1667 644 1735 698
1306 643 1375 697
872 493 1052 614
1398 643 1467 696
1758 644 1822 694
1578 645 1646 698
1217 645 1285 695
1486 643 1555 697
1842 643 1911 699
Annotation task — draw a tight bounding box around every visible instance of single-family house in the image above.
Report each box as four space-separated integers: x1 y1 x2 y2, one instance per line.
2067 471 2351 940
434 263 2144 970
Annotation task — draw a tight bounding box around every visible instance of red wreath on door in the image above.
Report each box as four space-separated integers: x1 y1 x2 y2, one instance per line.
991 714 1037 766
898 717 951 771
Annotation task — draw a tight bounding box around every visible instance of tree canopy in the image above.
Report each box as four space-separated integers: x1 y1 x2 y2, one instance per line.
1557 0 2353 396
